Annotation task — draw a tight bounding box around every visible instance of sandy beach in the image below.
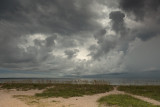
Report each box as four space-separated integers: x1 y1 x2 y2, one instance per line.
0 87 160 107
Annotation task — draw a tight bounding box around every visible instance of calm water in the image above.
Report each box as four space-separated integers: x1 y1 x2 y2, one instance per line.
0 78 160 85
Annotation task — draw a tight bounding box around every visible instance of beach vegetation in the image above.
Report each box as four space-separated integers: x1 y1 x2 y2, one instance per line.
118 85 160 101
98 94 160 107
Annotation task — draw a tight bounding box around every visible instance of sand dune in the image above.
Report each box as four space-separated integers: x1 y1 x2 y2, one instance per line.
0 87 160 107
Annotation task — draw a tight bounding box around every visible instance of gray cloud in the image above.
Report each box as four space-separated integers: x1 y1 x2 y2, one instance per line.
89 11 127 60
119 0 160 21
119 0 160 41
0 0 101 71
64 49 79 59
0 0 22 18
109 11 125 34
45 35 57 51
0 0 102 34
124 36 160 72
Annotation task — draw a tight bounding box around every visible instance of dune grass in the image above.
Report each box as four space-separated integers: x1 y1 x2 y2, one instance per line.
0 82 113 98
118 85 160 101
0 83 53 91
35 84 113 98
98 94 160 107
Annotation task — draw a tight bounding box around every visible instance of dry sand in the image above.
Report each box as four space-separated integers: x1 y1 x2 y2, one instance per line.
0 90 29 107
0 87 160 107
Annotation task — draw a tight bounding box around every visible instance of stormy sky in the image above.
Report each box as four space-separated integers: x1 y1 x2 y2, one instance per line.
0 0 160 78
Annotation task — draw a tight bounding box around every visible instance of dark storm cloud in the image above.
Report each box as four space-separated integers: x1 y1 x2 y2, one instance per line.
89 11 127 60
119 0 145 20
0 0 101 34
0 0 21 15
136 30 158 41
64 49 79 59
119 0 160 20
109 11 125 34
89 28 116 60
45 35 57 51
119 0 160 41
133 23 160 41
0 0 102 71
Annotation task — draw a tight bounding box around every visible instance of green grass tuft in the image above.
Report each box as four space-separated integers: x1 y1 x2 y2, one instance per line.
98 94 160 107
118 85 160 101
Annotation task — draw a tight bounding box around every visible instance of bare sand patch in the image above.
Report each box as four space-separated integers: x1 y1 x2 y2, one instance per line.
0 90 29 107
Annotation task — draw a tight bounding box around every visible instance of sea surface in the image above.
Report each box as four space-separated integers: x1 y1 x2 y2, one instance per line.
0 78 160 85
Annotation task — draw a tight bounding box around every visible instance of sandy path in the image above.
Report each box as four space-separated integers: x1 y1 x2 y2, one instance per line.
0 87 160 107
126 93 160 105
111 87 160 106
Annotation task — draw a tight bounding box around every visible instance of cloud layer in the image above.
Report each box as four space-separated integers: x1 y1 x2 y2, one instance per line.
0 0 160 77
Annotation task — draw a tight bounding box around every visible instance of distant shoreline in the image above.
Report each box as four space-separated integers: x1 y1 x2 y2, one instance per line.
0 78 160 85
